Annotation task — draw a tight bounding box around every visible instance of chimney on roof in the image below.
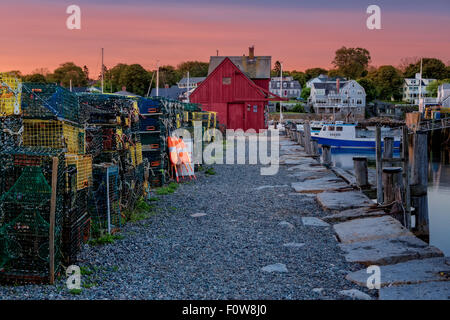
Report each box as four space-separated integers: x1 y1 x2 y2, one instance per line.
249 46 255 59
336 79 340 94
122 86 126 92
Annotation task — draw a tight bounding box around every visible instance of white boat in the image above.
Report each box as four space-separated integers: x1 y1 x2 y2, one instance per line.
311 123 401 149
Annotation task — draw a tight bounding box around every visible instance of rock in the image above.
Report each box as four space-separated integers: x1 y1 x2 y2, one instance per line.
334 216 413 244
302 217 330 227
190 213 207 218
339 289 372 300
379 281 450 300
339 235 444 266
283 242 305 248
278 221 295 229
255 185 289 191
316 191 373 212
346 257 450 287
312 288 324 294
322 208 385 223
291 177 348 194
262 263 288 273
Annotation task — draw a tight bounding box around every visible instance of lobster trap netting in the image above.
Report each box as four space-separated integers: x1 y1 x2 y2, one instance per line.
21 83 81 123
0 147 65 283
23 119 85 154
0 116 23 147
89 165 121 235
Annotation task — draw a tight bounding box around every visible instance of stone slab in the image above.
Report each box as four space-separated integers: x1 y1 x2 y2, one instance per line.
289 171 335 181
334 216 413 244
339 235 444 266
379 281 450 300
346 257 450 287
286 164 326 173
317 191 373 212
302 217 330 227
291 177 348 194
322 208 386 223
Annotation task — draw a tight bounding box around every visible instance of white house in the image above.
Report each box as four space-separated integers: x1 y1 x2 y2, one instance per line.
306 74 346 88
269 76 302 99
438 83 450 108
402 73 436 104
177 77 206 89
309 79 366 120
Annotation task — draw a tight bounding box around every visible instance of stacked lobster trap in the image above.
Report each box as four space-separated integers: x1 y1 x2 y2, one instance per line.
78 93 145 233
0 75 92 283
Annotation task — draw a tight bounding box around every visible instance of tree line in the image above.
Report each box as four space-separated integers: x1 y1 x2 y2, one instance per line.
8 61 209 96
273 47 450 102
7 47 450 101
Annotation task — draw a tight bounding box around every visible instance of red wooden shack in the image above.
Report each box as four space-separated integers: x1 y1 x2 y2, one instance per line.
190 47 284 131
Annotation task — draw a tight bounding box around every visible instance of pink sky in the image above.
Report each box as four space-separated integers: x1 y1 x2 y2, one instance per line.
1 1 449 76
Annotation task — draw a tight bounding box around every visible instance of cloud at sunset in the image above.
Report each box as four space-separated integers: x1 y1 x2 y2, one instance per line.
0 0 449 75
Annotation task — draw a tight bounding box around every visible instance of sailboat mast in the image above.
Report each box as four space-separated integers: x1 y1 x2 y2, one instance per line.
101 48 104 94
156 61 159 97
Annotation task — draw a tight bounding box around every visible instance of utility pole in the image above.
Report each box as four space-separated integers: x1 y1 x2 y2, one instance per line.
187 71 190 103
279 62 283 126
419 58 423 112
101 48 104 94
156 60 160 97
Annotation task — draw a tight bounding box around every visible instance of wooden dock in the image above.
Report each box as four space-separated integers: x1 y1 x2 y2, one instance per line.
283 126 449 300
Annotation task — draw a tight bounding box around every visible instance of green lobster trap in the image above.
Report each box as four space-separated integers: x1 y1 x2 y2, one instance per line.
0 147 65 284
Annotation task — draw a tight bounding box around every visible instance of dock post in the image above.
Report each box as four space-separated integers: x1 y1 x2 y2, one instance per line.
297 131 302 145
382 167 403 204
303 122 312 155
322 145 332 167
383 137 394 167
410 131 429 240
311 140 319 159
402 126 412 229
376 126 383 204
353 157 369 189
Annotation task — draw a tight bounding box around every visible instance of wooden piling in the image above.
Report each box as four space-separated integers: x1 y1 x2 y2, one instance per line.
353 157 369 189
311 140 319 158
382 167 403 204
375 126 383 204
383 137 394 167
303 122 312 155
322 145 332 167
410 131 429 240
402 126 412 229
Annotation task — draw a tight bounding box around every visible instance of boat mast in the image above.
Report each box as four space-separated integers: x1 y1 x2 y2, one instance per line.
279 62 283 125
101 48 104 94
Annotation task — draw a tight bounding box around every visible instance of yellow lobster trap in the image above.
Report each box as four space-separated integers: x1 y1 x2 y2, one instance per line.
65 154 93 190
0 73 22 116
23 119 85 154
129 143 143 167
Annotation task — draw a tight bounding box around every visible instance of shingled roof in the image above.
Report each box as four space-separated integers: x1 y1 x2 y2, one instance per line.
208 55 271 79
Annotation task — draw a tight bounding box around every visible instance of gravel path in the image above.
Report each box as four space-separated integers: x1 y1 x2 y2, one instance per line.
0 137 374 300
